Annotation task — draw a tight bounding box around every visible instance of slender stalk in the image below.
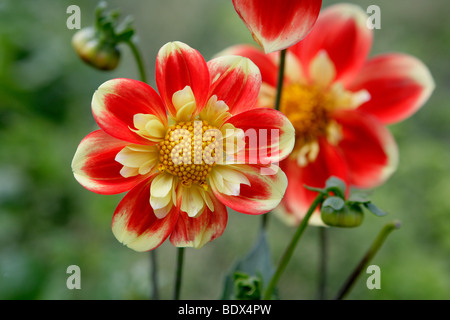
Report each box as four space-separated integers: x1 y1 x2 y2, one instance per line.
261 49 287 231
317 226 328 300
173 247 185 300
126 39 147 83
150 251 159 300
274 49 287 111
261 211 269 230
263 193 325 300
334 220 401 300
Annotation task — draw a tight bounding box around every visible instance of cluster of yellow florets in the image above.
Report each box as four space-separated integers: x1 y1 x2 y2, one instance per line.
158 120 222 188
280 84 332 144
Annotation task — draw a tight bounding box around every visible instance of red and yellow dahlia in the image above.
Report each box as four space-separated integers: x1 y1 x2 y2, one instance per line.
220 3 434 225
71 41 295 251
233 0 322 53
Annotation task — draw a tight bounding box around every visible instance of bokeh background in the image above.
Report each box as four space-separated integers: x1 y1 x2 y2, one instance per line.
0 0 449 300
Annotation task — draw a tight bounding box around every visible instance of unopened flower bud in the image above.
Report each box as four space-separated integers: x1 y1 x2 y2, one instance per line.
321 202 364 228
233 272 262 300
72 27 120 71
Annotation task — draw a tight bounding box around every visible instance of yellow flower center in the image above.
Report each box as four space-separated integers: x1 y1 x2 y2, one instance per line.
280 83 334 145
158 120 221 189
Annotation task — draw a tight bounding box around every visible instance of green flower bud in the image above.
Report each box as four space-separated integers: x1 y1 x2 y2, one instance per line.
72 27 120 71
321 202 364 228
233 272 262 300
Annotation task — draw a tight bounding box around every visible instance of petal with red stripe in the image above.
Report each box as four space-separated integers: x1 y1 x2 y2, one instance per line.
170 192 228 249
92 78 167 145
207 55 261 116
233 0 322 53
71 130 149 195
112 179 180 252
215 45 278 88
225 108 295 165
211 164 288 215
156 41 210 118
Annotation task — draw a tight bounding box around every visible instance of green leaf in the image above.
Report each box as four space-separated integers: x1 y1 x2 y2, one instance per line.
322 196 345 211
221 231 275 300
364 202 388 217
325 176 346 198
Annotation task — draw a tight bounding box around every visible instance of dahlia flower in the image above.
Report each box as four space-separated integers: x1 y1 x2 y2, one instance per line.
219 4 434 225
72 41 295 250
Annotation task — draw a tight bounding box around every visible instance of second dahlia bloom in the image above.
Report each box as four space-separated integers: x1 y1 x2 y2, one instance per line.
72 41 295 251
220 4 435 225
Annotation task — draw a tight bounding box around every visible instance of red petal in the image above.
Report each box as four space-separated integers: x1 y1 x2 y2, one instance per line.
333 110 398 188
112 179 179 252
170 193 228 248
225 108 295 164
218 45 278 87
211 164 288 215
291 3 373 85
348 53 435 124
71 130 149 195
207 55 261 115
280 139 349 224
92 78 167 145
156 42 210 117
233 0 322 53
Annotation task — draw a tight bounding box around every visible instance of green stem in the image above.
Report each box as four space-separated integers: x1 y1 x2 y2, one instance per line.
260 49 287 231
263 193 325 300
334 220 401 300
274 49 287 111
126 39 147 83
173 247 185 300
150 250 159 300
318 226 328 300
261 211 269 230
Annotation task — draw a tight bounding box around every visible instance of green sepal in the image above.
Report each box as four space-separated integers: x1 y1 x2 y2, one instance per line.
325 176 347 198
363 202 388 217
322 196 345 211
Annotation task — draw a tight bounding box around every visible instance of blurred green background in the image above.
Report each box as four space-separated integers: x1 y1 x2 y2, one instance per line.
0 0 449 300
